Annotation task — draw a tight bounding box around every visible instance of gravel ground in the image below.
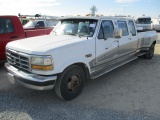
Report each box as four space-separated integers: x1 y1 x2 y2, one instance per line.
0 34 160 120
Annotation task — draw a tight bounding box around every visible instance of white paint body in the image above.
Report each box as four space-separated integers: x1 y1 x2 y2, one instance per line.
6 17 158 77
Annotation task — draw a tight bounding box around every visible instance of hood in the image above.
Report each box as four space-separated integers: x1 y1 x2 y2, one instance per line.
6 35 85 55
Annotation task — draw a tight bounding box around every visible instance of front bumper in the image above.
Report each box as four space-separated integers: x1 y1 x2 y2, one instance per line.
5 63 57 90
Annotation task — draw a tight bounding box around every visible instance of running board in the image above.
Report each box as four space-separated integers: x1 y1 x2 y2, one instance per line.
91 56 138 79
135 51 146 57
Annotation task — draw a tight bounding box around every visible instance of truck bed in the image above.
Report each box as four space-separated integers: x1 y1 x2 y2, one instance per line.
137 30 157 49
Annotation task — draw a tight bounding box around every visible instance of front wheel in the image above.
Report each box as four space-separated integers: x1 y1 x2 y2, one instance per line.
55 65 85 101
144 43 155 59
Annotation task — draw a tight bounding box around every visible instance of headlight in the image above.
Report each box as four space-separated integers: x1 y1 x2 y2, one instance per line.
31 56 53 70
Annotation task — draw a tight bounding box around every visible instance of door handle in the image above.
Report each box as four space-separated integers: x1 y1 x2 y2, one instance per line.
128 38 131 40
11 36 19 39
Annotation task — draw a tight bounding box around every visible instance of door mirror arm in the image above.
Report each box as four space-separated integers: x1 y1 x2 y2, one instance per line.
104 37 107 40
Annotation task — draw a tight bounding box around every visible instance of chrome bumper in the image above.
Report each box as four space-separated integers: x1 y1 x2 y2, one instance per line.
5 63 57 90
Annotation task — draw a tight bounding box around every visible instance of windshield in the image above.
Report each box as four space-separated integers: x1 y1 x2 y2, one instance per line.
137 18 151 24
23 20 36 28
51 19 98 37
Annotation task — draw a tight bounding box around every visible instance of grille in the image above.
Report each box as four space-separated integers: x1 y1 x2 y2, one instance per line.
6 49 30 71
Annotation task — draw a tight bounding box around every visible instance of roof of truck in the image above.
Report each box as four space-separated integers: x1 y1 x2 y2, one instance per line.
0 15 18 18
137 16 151 18
58 16 134 21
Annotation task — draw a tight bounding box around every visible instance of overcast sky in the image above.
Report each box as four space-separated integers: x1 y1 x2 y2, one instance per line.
0 0 159 18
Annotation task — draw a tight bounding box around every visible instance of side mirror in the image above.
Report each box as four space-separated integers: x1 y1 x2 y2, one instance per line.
114 28 122 38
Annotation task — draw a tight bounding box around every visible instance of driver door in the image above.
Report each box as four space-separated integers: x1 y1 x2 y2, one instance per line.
91 19 119 78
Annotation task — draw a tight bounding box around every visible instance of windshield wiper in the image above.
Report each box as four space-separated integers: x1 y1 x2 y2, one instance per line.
64 32 77 36
78 34 90 37
78 34 91 39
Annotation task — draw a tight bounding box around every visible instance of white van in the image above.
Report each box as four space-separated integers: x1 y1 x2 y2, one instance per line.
152 18 160 31
135 16 152 31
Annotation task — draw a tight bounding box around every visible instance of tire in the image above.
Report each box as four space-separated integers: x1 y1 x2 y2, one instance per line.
138 55 144 58
144 43 155 59
55 65 85 101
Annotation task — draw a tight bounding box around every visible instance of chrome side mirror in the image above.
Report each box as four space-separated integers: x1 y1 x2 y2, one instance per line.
114 28 122 38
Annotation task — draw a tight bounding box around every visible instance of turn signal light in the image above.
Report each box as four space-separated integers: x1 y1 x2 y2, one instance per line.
31 65 53 70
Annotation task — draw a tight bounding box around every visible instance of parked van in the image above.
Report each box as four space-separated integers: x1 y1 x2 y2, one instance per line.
152 18 160 31
135 16 152 31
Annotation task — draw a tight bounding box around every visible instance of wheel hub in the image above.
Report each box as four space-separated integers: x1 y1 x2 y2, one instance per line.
67 74 80 92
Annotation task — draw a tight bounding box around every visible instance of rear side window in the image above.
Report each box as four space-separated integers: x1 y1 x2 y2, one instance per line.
35 21 45 28
129 21 136 36
0 18 14 34
117 21 129 36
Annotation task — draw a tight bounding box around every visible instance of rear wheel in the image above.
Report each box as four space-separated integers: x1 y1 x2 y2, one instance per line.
55 65 85 101
144 43 155 59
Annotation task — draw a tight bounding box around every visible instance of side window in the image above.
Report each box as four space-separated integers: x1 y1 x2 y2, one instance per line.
98 20 114 39
35 21 45 28
0 18 14 34
117 21 129 36
98 25 104 39
129 21 136 36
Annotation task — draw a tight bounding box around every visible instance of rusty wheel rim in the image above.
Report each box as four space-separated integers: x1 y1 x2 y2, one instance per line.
67 74 80 93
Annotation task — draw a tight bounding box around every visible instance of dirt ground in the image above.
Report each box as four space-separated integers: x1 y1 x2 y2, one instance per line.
0 42 160 119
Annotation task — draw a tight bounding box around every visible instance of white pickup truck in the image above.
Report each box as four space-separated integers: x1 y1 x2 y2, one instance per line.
5 16 158 100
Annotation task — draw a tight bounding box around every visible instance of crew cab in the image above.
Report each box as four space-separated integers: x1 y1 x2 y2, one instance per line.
0 15 54 62
5 16 158 100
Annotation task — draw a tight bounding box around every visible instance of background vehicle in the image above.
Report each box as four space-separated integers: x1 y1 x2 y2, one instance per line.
19 16 30 25
135 16 152 31
23 19 58 29
0 15 54 62
152 18 160 31
5 16 158 100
